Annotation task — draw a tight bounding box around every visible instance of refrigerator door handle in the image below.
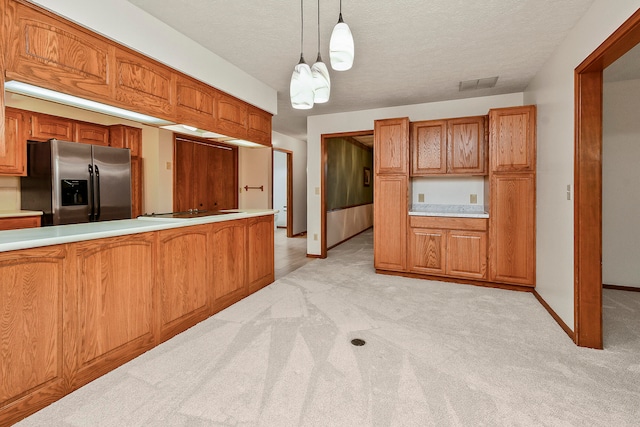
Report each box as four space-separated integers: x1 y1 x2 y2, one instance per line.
88 164 95 221
95 164 101 221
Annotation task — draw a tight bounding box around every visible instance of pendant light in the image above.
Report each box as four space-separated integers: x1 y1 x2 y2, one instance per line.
311 0 330 103
329 0 354 71
290 0 314 109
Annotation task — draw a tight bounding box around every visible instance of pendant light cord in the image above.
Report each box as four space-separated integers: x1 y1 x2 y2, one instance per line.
317 0 320 53
300 0 304 55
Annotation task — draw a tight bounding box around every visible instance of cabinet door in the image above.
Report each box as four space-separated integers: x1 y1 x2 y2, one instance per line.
247 105 272 146
247 215 275 293
408 227 446 274
374 117 409 175
489 173 535 286
411 120 446 175
131 157 143 218
490 106 536 172
215 92 248 139
175 74 216 131
447 230 487 279
173 139 195 212
157 226 210 342
69 234 155 388
31 113 73 141
74 122 109 146
373 175 407 271
448 116 486 174
0 246 67 425
109 125 142 157
210 220 247 311
1 107 27 176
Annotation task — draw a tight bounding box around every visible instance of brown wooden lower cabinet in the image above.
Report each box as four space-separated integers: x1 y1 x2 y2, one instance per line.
0 246 67 426
0 215 41 230
0 215 274 425
157 226 210 342
408 216 487 280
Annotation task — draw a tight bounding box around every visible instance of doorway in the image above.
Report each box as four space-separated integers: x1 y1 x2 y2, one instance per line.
574 9 640 348
273 148 293 238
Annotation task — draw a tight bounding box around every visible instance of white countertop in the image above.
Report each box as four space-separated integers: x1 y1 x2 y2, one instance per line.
409 204 489 218
0 209 276 253
0 210 44 218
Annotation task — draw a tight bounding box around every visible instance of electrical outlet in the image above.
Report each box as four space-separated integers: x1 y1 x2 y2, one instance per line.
567 184 572 200
165 162 172 170
314 233 318 241
315 187 320 195
418 193 425 203
470 194 478 204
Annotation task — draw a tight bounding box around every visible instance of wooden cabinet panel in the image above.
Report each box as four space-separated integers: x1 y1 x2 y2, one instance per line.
1 107 27 176
174 138 195 212
5 2 111 100
489 174 535 286
0 215 41 230
157 226 210 342
114 49 174 119
175 75 215 131
490 105 536 172
409 216 487 231
408 228 446 274
447 231 487 279
216 92 248 138
109 124 142 157
247 105 272 146
373 175 407 271
247 215 275 292
30 113 73 141
131 157 143 218
411 120 446 175
0 246 66 425
374 117 409 175
73 122 109 146
210 219 247 310
448 116 486 174
69 234 155 388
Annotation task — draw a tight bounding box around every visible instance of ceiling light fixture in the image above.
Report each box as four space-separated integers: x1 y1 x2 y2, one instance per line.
290 0 314 109
311 0 330 103
329 0 354 71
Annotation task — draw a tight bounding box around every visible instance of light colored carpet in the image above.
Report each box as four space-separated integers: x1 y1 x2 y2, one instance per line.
17 230 640 426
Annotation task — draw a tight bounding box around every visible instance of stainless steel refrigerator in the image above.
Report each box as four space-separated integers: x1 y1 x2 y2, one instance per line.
21 139 132 226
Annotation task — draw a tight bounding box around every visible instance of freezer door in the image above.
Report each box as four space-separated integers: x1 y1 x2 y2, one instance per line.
91 145 132 221
52 140 93 225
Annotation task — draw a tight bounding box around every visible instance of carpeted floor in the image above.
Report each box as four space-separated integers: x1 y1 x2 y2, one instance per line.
16 230 640 426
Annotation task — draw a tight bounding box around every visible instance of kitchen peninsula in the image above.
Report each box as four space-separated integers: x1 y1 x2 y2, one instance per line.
0 210 275 425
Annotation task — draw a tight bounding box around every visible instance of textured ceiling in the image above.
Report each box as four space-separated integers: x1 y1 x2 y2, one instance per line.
126 0 597 140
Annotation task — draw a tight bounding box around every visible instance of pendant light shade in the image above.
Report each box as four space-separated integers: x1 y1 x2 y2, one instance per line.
291 55 314 109
311 0 330 103
329 1 354 71
290 0 314 109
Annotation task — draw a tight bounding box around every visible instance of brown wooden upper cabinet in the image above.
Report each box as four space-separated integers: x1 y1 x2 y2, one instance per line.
489 105 536 172
1 107 27 176
175 74 216 131
374 117 409 175
109 124 142 158
215 92 248 139
30 112 73 141
411 115 487 176
74 122 109 146
247 105 272 147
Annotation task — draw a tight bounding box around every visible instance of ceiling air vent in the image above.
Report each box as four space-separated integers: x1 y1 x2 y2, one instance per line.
459 76 499 91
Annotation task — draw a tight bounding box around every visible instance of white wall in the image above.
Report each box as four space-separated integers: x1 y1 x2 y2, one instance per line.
602 79 640 288
273 150 287 227
412 177 486 207
523 0 640 329
306 92 524 255
3 92 174 214
327 204 373 248
238 147 271 209
29 0 277 114
272 131 307 236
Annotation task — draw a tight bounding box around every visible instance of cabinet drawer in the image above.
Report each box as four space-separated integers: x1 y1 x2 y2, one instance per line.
409 216 487 231
0 215 41 230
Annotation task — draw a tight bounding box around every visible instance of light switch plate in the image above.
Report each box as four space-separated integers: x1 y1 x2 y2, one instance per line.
470 194 478 204
418 193 425 203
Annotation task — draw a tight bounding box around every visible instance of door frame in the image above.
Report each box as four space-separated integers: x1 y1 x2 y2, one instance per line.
321 130 373 258
574 9 640 348
272 148 293 238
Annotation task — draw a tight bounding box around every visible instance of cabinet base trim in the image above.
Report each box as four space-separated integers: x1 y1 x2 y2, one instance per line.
532 290 575 342
603 283 640 292
375 269 533 292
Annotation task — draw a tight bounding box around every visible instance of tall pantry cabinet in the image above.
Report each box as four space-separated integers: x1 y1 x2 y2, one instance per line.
488 106 536 286
373 117 409 272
